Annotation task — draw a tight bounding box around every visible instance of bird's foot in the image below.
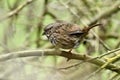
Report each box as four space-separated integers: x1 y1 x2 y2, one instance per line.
83 54 88 61
66 49 73 61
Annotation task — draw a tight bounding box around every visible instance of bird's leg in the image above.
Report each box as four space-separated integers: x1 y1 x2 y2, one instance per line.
83 54 87 61
66 48 73 61
68 48 73 53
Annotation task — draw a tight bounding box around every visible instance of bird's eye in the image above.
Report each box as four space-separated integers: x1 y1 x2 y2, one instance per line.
44 23 54 31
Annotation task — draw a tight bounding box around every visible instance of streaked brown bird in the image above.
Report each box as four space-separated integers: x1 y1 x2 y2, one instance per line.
43 20 101 52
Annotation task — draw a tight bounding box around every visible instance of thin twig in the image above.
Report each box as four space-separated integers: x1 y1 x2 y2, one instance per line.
91 30 110 50
85 67 103 80
0 0 35 22
58 61 84 70
58 0 80 18
36 0 48 47
94 48 120 59
88 1 120 26
109 74 119 80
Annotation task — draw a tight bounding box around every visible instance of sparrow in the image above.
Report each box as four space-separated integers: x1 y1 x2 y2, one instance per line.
43 20 101 52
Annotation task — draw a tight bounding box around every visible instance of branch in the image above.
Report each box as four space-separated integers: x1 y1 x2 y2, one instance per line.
58 0 80 18
0 0 35 21
89 1 120 26
0 49 120 74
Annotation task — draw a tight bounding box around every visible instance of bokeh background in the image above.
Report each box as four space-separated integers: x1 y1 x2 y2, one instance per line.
0 0 120 80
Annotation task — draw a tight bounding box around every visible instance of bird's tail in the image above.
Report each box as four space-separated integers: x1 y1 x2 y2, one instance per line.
82 23 102 32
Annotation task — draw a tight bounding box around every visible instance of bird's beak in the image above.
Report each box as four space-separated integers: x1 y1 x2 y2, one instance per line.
42 32 45 35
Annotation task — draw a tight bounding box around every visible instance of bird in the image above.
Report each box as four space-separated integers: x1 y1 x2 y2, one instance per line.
43 20 101 53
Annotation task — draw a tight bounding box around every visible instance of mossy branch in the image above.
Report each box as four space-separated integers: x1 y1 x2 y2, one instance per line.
0 49 120 74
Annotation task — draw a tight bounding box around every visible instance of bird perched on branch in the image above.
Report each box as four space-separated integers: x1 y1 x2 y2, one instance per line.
43 20 101 53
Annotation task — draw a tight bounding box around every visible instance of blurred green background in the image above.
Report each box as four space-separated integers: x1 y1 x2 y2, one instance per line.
0 0 120 80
